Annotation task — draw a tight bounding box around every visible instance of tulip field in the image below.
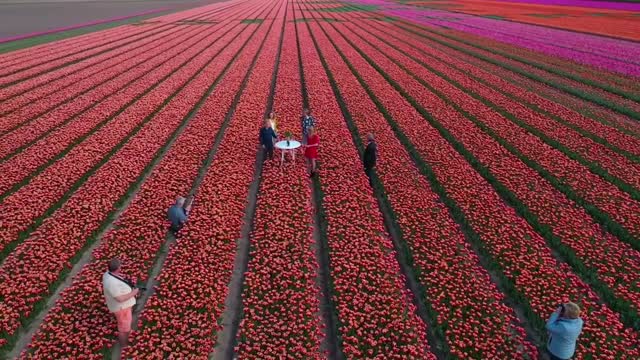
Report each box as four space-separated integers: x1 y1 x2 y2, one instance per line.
0 0 638 358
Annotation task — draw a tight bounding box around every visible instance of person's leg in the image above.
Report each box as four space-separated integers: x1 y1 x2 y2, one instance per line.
115 307 133 347
365 167 372 186
311 159 317 174
546 350 566 360
267 145 274 160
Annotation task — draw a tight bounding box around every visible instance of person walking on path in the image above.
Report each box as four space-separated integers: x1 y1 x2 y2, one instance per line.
363 133 377 186
102 258 139 348
300 107 315 145
167 196 191 235
304 126 319 177
259 119 278 162
546 302 583 360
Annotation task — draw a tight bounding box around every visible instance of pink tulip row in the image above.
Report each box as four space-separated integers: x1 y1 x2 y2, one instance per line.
366 23 640 159
0 13 263 350
0 18 254 263
235 9 323 358
0 17 236 159
349 20 640 242
308 13 538 359
20 14 271 359
335 18 640 321
323 15 640 358
462 54 640 139
379 23 640 140
444 28 640 95
123 4 284 356
398 23 640 117
296 8 436 359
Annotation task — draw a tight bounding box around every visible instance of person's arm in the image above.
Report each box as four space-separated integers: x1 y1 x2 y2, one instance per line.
259 128 265 146
545 310 563 334
177 208 188 224
109 281 139 302
272 128 278 139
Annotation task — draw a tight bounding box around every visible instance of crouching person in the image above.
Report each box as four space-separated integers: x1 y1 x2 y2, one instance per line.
103 258 139 348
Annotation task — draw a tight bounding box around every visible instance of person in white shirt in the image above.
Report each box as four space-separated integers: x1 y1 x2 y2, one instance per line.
102 258 139 347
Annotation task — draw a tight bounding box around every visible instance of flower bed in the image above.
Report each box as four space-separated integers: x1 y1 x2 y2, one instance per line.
296 7 436 358
308 12 538 358
0 16 260 352
123 4 283 356
235 7 323 357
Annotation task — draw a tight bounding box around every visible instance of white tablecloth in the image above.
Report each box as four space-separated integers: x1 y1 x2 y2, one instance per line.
275 140 301 150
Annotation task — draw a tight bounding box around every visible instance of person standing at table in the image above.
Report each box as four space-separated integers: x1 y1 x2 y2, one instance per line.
363 133 377 186
260 119 278 162
304 126 319 177
300 107 315 144
267 111 278 133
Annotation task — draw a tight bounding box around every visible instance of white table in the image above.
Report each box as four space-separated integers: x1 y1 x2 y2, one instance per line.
275 140 301 167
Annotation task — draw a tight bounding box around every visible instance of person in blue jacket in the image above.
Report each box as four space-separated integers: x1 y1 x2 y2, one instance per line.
546 302 583 360
259 119 278 162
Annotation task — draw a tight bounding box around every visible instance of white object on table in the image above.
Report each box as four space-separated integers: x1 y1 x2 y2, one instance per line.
275 140 301 167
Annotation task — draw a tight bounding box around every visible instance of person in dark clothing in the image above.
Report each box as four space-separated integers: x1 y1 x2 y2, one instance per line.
363 133 377 185
259 119 278 161
167 196 191 235
300 108 315 145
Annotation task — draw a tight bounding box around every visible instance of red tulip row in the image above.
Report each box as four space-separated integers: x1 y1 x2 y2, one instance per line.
324 17 640 358
0 3 243 112
0 0 235 68
235 10 323 358
0 0 238 80
0 26 136 68
0 25 181 110
0 26 163 79
397 22 640 117
0 0 258 153
123 4 284 356
296 10 436 359
0 27 178 88
333 19 640 320
346 20 640 243
0 19 254 261
365 23 640 159
20 14 271 359
0 16 262 350
308 14 538 359
0 18 233 159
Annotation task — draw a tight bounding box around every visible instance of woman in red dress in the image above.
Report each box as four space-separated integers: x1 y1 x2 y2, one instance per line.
304 126 319 177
